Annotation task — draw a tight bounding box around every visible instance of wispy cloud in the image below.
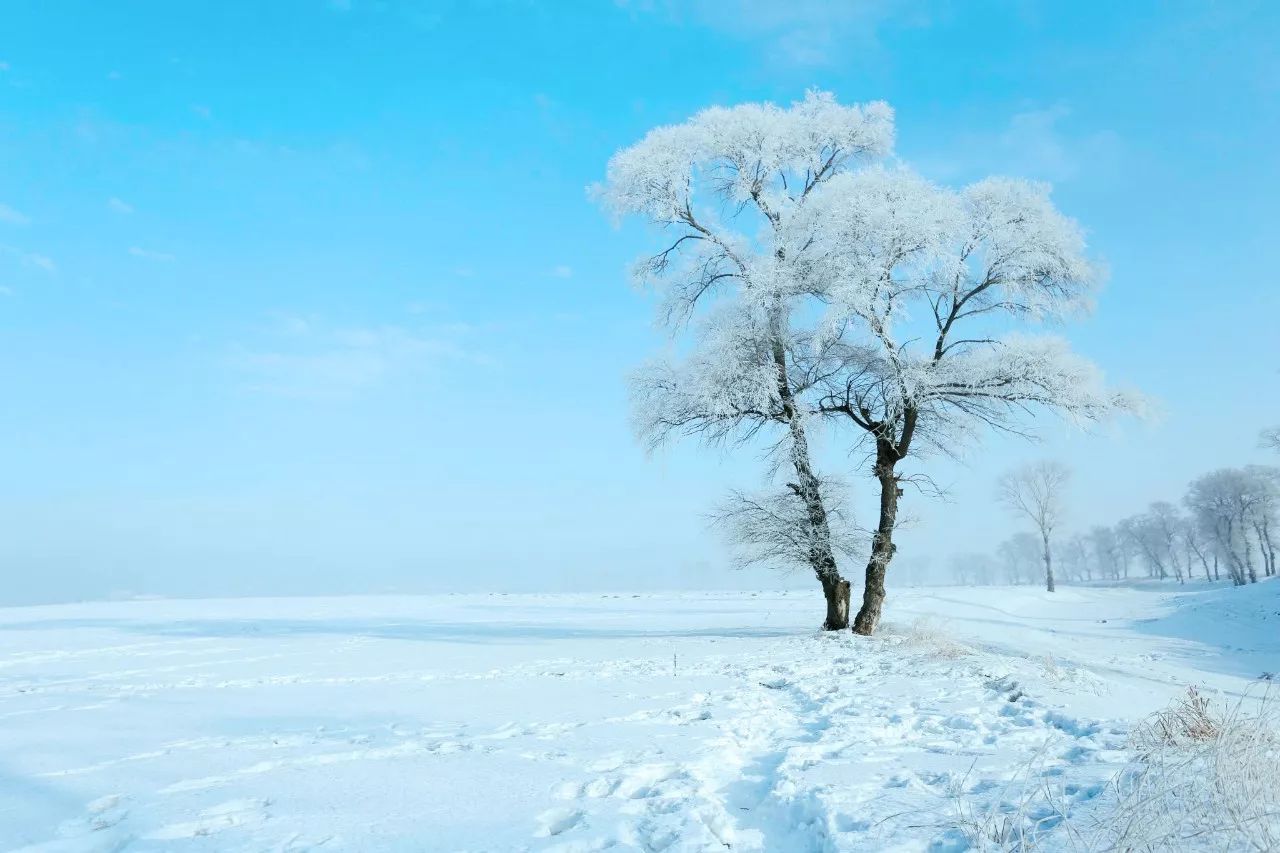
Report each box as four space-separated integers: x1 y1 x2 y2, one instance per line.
916 104 1123 185
551 264 573 278
230 317 491 399
0 244 55 272
0 203 30 226
0 285 13 296
108 197 134 214
190 104 213 120
617 0 923 67
129 246 175 262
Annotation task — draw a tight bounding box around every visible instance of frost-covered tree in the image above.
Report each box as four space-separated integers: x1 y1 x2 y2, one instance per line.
597 91 1136 634
1060 532 1093 582
1182 516 1216 581
949 552 998 586
1088 524 1127 580
1244 465 1278 578
1121 502 1190 583
711 479 864 577
998 461 1071 592
1185 468 1265 586
799 168 1138 632
997 532 1043 585
595 91 894 629
1261 426 1280 453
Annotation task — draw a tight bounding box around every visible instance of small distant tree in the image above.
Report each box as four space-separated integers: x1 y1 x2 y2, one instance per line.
1183 518 1216 581
998 461 1071 592
1185 469 1264 585
1244 466 1278 577
1262 426 1279 453
997 532 1042 585
1060 532 1093 582
1088 524 1126 580
949 552 998 586
1122 502 1192 583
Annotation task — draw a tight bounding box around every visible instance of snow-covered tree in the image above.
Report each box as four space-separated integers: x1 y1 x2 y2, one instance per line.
1088 524 1127 580
1121 502 1191 583
595 91 894 630
1185 468 1267 586
1244 465 1278 578
949 552 998 586
598 91 1137 634
799 169 1139 632
1261 426 1280 453
1183 516 1216 581
1060 532 1093 582
997 532 1043 585
998 461 1071 592
710 479 864 577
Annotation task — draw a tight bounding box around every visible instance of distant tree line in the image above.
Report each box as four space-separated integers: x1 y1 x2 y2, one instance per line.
955 452 1279 588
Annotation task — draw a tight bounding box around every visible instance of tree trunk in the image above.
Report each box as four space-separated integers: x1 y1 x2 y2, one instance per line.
1256 520 1275 577
1250 522 1270 578
853 445 899 636
769 323 848 631
785 410 848 630
822 576 850 632
1042 531 1056 593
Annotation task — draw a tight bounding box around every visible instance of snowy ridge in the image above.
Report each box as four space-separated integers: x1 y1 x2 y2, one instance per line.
0 583 1274 851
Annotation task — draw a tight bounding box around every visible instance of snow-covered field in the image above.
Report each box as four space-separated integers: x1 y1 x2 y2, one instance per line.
2 581 1276 852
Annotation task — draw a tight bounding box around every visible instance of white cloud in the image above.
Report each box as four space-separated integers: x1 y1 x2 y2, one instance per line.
0 61 9 72
551 264 573 278
0 245 54 272
190 104 212 120
108 197 134 214
0 203 30 226
129 247 175 262
618 0 919 67
276 315 312 336
231 319 490 399
0 285 13 296
915 104 1123 186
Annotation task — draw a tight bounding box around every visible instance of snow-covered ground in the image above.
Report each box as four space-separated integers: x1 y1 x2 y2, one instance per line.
1 581 1276 852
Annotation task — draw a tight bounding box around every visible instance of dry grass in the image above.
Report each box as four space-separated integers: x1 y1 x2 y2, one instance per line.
944 687 1280 851
893 617 974 660
1129 687 1219 753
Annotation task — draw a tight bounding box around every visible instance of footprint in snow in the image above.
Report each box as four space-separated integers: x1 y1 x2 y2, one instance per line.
535 807 584 837
145 798 271 841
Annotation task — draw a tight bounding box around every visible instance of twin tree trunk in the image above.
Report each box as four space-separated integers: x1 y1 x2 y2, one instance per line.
786 420 850 631
853 443 900 636
770 329 851 631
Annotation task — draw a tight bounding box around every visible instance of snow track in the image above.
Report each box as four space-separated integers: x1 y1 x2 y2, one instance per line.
0 584 1273 851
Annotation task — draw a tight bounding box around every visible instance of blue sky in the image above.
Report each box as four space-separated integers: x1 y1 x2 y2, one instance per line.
0 0 1277 604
